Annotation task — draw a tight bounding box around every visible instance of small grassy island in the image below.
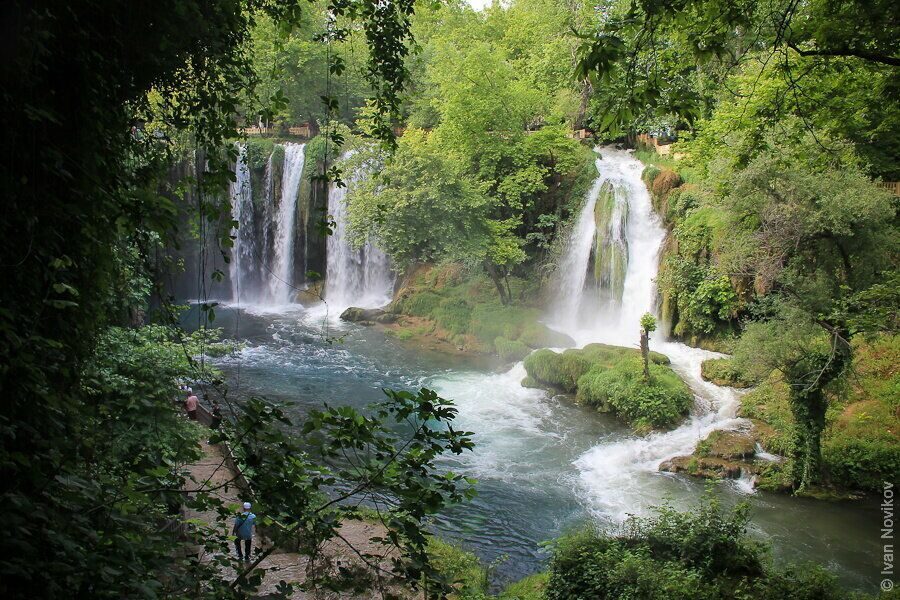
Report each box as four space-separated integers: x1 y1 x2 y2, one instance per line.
524 343 693 431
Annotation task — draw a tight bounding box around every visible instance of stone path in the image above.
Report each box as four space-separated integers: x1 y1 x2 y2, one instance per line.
183 439 407 599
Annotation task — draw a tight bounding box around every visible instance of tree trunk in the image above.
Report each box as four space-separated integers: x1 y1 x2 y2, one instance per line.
784 334 851 491
484 260 509 305
640 330 650 383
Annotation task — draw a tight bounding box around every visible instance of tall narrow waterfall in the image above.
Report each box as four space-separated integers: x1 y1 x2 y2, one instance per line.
228 142 306 306
324 177 394 312
551 147 663 345
229 144 257 302
268 143 306 304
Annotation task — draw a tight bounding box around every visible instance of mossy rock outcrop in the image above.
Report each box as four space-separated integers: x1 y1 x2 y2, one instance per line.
388 263 574 358
661 429 760 480
340 306 396 324
523 344 689 430
700 358 754 388
523 343 669 393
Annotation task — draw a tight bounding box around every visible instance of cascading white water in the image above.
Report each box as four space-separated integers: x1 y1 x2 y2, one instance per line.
548 146 750 518
229 144 256 303
324 175 394 312
268 143 306 304
550 147 664 344
229 142 306 307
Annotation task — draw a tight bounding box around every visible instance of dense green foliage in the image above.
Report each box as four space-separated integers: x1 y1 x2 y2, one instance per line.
738 335 900 493
524 343 669 392
545 497 866 600
0 1 480 597
577 358 694 430
523 344 688 429
340 0 600 302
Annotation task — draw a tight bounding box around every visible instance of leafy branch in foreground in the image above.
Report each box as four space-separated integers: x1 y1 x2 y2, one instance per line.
199 387 476 598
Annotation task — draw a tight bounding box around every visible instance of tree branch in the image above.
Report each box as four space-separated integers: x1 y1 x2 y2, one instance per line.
787 41 900 67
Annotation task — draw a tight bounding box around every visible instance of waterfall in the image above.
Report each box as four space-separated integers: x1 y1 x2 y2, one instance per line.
229 144 257 303
549 146 747 521
324 175 394 312
550 147 660 344
228 142 306 307
268 143 306 304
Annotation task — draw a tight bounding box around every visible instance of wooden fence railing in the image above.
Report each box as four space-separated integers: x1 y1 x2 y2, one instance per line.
876 181 900 196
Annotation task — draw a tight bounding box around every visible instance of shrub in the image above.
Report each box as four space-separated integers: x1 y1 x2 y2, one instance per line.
576 358 693 429
544 498 851 600
700 358 754 388
823 434 900 491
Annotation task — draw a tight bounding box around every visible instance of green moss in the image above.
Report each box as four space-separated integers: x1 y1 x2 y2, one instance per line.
399 290 443 316
495 336 531 362
500 572 549 600
642 165 661 186
593 182 628 303
700 358 754 388
521 375 543 389
576 358 693 429
523 348 592 392
523 344 685 429
434 297 473 335
519 322 575 349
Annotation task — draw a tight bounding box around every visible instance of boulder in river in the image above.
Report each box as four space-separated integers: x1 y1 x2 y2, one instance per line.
340 306 395 324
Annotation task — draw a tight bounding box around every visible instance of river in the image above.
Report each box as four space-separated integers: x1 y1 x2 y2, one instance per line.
182 145 883 593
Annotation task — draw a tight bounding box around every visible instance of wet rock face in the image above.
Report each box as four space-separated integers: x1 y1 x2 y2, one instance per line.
339 306 396 324
703 430 757 460
659 429 760 480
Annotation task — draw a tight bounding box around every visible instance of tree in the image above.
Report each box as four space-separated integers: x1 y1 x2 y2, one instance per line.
639 312 657 383
724 144 897 491
576 0 900 177
0 0 426 594
345 129 493 267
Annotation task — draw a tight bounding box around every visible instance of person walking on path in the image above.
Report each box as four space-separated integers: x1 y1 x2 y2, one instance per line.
185 391 199 420
208 400 223 444
233 502 256 561
209 400 222 430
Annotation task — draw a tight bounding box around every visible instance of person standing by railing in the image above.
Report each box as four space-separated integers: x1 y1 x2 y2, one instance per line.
184 391 198 420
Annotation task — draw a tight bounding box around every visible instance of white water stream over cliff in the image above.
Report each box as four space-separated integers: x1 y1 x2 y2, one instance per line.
229 142 306 307
324 174 394 313
207 144 878 589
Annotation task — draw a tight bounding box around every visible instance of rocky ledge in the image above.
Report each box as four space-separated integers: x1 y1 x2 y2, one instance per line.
660 429 776 481
339 306 398 325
